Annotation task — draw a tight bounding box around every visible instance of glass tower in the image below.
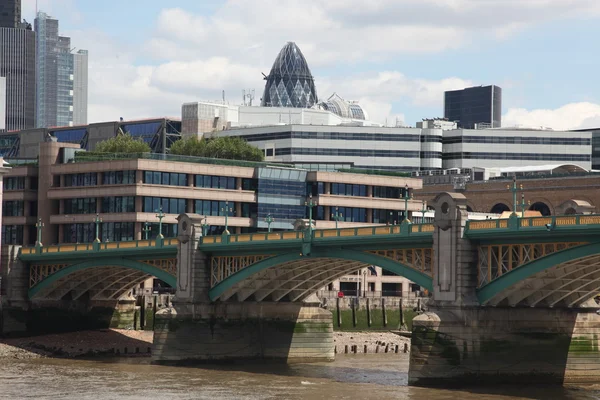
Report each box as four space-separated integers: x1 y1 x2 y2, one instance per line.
0 25 35 130
444 85 502 129
261 42 318 108
0 0 20 29
35 12 88 128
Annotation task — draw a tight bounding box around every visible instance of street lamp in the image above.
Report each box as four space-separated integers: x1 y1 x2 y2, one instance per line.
142 222 151 240
305 194 317 234
155 206 165 238
93 213 102 242
331 207 343 230
265 213 275 233
506 177 523 216
35 217 44 247
402 184 412 224
221 201 232 235
521 193 531 218
201 215 210 236
421 200 427 223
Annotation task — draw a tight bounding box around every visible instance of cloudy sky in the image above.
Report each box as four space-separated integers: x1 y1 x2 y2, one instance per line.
24 0 600 130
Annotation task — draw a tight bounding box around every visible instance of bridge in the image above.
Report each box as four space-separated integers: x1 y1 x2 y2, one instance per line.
6 192 600 385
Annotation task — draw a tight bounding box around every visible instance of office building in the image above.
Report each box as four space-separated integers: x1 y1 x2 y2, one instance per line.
444 85 502 129
0 0 20 29
0 23 35 131
442 128 591 170
35 12 88 128
261 42 318 108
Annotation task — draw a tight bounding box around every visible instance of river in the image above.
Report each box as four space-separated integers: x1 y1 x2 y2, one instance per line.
0 355 599 399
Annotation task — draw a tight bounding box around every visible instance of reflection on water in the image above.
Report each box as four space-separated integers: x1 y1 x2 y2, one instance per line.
0 355 599 399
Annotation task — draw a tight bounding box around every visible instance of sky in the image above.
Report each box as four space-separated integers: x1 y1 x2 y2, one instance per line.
22 0 600 130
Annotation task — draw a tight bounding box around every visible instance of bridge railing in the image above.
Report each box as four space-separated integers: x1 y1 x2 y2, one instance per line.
466 214 600 233
199 223 435 245
20 237 179 256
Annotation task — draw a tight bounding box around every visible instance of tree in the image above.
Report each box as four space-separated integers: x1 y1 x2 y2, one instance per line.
170 136 264 162
95 133 151 153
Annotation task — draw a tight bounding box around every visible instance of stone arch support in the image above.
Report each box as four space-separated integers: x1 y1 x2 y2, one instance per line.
557 199 595 215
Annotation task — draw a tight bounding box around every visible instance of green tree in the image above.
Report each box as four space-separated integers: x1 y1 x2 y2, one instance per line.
170 136 264 162
95 133 151 153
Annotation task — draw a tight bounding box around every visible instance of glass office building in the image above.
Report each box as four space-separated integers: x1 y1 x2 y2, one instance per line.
261 42 318 108
444 85 502 129
0 0 20 29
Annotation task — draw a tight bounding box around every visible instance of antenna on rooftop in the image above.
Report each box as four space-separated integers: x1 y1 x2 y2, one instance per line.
242 89 255 106
222 90 225 103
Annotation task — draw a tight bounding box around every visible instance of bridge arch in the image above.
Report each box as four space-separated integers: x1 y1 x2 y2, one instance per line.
478 242 600 307
490 202 510 214
209 249 433 302
28 258 177 300
529 200 553 216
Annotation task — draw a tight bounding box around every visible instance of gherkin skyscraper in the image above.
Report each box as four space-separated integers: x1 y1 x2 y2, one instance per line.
261 42 317 108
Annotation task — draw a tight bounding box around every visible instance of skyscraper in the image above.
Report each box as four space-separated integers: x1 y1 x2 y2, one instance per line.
35 12 88 128
261 42 317 108
0 23 35 131
444 85 502 129
0 0 20 29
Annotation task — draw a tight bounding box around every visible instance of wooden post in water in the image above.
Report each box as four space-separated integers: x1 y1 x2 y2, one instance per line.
399 297 404 330
351 298 357 327
366 298 372 327
382 297 388 327
336 297 342 327
152 296 158 330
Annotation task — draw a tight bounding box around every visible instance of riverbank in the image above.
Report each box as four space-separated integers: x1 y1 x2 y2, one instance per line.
0 329 410 360
0 329 153 359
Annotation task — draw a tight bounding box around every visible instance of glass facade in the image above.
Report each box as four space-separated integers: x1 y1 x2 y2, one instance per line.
194 200 236 217
331 183 367 197
444 85 502 129
103 170 135 185
256 167 308 230
64 197 96 214
144 171 187 186
102 196 135 213
261 42 317 108
143 197 186 214
143 223 178 239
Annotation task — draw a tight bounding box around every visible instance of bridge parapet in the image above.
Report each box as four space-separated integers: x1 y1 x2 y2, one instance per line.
466 214 600 238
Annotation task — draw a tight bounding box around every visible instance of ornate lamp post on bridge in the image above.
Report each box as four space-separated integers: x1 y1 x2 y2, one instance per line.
155 206 165 239
201 215 210 236
221 201 232 235
264 213 275 233
331 207 343 230
35 217 44 248
305 194 317 234
93 214 102 243
402 183 412 224
521 193 531 218
421 200 428 223
143 222 151 240
507 177 523 216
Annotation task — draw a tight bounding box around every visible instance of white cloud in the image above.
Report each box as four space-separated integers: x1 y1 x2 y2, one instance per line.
503 102 600 131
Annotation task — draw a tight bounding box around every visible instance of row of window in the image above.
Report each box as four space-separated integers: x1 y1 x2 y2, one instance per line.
104 170 136 185
194 200 257 218
3 200 23 216
143 197 187 214
64 198 96 214
4 177 25 190
443 136 590 146
2 225 23 245
443 152 591 161
144 171 187 186
63 222 136 243
275 148 421 158
242 131 423 143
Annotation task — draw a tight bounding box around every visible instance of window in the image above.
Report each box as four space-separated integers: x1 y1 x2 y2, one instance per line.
63 222 135 243
195 175 236 190
64 198 97 214
331 183 367 197
143 197 186 214
242 178 257 191
3 201 24 216
102 197 135 213
194 200 238 217
103 170 136 185
4 177 25 190
143 171 187 186
2 225 23 244
64 173 97 187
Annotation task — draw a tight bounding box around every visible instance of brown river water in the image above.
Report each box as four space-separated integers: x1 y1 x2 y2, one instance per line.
0 355 599 400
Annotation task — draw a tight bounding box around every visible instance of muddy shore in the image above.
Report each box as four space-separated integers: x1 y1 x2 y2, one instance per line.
0 329 410 359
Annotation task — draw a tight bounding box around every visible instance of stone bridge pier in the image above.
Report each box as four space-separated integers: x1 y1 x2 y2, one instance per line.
409 192 600 386
151 214 334 364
